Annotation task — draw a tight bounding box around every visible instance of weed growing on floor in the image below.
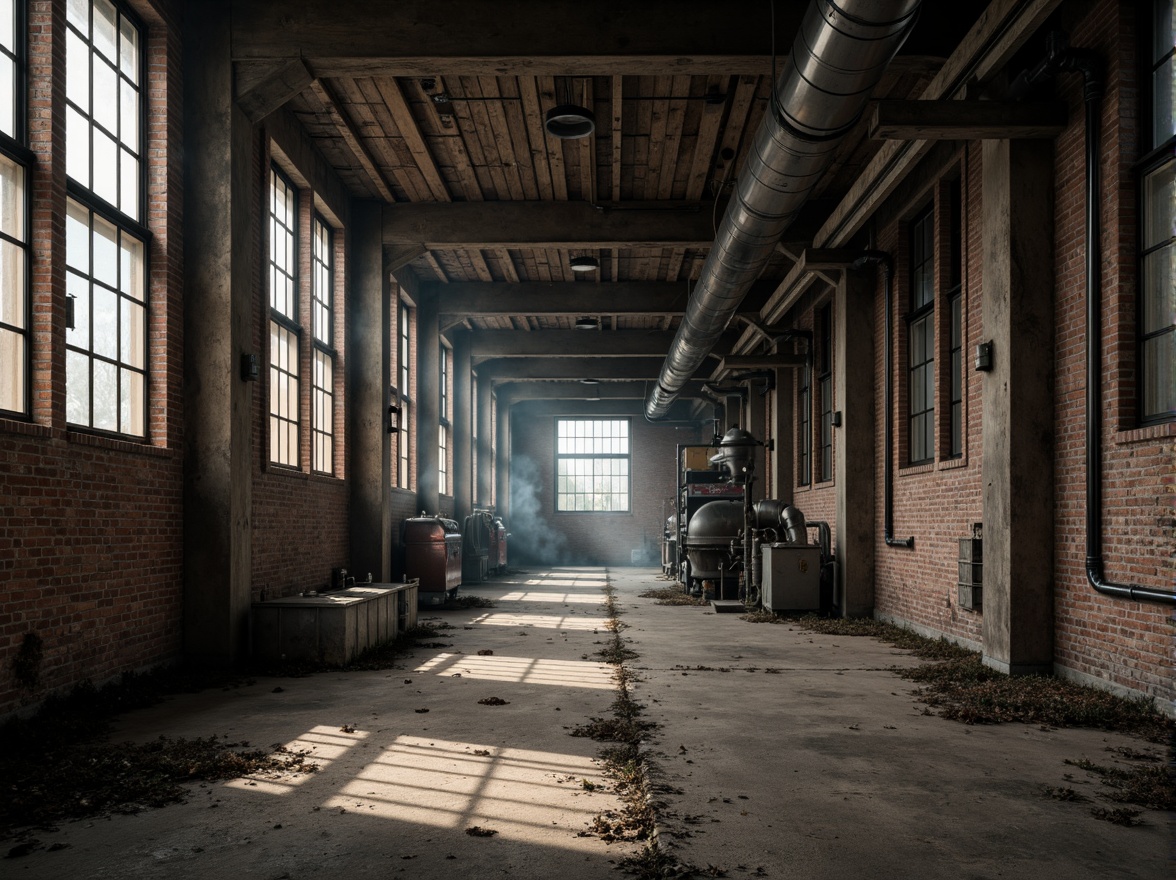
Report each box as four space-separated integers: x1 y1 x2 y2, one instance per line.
447 595 496 609
1064 757 1176 811
638 589 707 607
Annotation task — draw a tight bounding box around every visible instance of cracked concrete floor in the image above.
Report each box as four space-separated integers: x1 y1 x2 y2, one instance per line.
6 566 1173 879
5 567 638 880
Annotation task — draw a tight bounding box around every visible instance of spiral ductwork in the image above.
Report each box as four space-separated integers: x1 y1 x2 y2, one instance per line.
645 0 922 419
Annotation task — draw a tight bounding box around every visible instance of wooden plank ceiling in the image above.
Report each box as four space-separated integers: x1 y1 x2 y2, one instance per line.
234 0 983 385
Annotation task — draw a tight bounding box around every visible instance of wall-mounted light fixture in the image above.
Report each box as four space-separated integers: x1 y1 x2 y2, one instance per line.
388 403 400 434
240 352 260 382
975 341 994 372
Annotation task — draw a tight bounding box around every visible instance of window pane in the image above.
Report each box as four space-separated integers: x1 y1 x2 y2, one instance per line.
66 106 90 187
119 15 138 80
67 0 88 31
1155 55 1174 148
0 326 22 413
120 78 137 145
1155 0 1174 61
67 200 89 271
67 349 89 424
66 273 88 347
1143 244 1175 334
0 57 13 139
120 367 143 436
66 30 89 111
0 239 22 327
92 284 117 358
1143 161 1174 249
121 299 144 368
0 153 25 240
1142 332 1175 417
93 129 118 205
92 213 118 288
120 231 144 300
0 0 13 48
120 148 138 220
92 54 117 132
93 0 117 61
92 358 117 430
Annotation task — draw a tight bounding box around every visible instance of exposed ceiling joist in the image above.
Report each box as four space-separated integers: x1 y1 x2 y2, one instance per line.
236 58 314 124
494 380 708 401
309 79 398 202
384 201 717 249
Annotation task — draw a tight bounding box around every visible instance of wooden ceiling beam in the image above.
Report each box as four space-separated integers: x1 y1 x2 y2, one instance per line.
236 58 314 124
479 356 671 381
384 201 717 249
869 100 1068 141
465 329 738 361
431 280 772 322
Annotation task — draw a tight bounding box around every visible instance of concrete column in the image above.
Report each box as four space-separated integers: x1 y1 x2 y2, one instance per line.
771 367 795 501
476 373 494 508
452 331 473 521
835 270 877 617
415 288 441 514
496 397 511 522
347 202 391 581
980 138 1055 675
181 1 253 664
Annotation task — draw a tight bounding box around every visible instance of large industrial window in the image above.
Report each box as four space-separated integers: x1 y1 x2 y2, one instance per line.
311 215 334 474
908 204 935 464
65 0 146 437
556 419 630 512
396 299 412 489
438 345 449 495
798 366 811 487
0 0 27 418
947 178 963 457
1141 0 1174 423
269 167 299 467
818 303 833 482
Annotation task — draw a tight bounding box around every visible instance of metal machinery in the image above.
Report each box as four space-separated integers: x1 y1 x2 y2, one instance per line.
402 515 463 605
491 516 508 574
461 509 494 584
677 429 834 613
672 440 744 589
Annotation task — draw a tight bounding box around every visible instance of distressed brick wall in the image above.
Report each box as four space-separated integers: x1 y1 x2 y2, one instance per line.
0 0 185 715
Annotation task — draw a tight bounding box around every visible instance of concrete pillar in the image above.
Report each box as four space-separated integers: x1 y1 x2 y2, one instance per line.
496 398 511 522
771 367 795 501
836 270 877 617
452 331 473 521
181 1 253 664
347 203 391 581
415 288 441 514
476 373 494 508
980 138 1055 675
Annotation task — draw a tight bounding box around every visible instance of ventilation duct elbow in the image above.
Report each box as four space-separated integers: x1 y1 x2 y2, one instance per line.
645 0 921 420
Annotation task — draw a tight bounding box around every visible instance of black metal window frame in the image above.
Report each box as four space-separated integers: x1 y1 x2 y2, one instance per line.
947 178 963 457
555 417 631 513
311 213 335 475
0 0 30 420
268 165 300 468
798 364 811 486
439 344 449 495
64 0 148 439
1139 0 1175 424
907 202 935 465
818 302 833 482
396 298 412 489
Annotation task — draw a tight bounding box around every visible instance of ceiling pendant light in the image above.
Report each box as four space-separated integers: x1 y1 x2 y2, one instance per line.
574 316 600 330
570 255 600 273
545 78 595 140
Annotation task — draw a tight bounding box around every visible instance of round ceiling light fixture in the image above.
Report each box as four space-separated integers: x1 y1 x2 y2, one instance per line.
574 316 599 330
545 104 596 139
570 255 600 273
579 378 600 385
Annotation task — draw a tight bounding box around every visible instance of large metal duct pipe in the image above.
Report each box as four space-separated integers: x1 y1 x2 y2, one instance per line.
646 0 921 419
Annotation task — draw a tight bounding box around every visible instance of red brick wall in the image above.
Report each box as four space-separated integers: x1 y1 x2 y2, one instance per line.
0 0 185 715
509 412 698 566
1049 0 1174 705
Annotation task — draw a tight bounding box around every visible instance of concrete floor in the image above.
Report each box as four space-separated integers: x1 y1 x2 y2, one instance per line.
5 566 1173 879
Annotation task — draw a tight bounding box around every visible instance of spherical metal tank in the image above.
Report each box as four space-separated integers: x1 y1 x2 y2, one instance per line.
684 499 744 578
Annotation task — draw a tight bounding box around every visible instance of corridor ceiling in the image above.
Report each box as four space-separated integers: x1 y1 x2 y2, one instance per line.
231 0 986 400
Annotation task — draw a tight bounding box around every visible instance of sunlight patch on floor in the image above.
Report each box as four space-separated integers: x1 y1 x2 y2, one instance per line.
413 653 614 689
467 612 610 631
225 724 368 794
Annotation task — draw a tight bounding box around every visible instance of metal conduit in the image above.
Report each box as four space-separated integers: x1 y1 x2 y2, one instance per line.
645 0 922 420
